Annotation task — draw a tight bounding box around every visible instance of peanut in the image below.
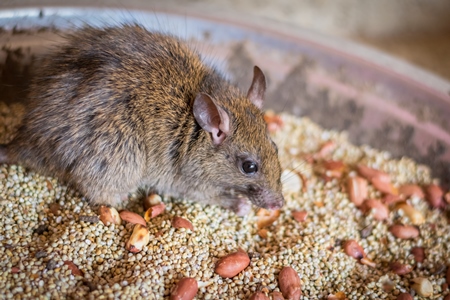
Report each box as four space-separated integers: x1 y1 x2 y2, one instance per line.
389 224 419 239
292 210 308 223
343 240 365 260
119 210 146 227
396 293 412 300
314 140 336 159
347 176 368 207
425 184 445 208
361 199 389 221
371 177 398 195
278 266 301 300
248 291 270 300
215 249 250 278
356 164 390 183
270 291 284 300
390 262 413 275
63 260 83 276
144 202 166 222
169 277 198 300
143 193 162 210
399 184 424 198
411 247 425 263
172 216 194 231
395 203 424 225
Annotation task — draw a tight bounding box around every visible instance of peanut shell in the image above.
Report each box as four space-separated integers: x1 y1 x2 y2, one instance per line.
99 206 122 226
125 224 150 253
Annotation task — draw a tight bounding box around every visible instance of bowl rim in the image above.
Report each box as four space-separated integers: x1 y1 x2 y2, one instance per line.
0 3 449 102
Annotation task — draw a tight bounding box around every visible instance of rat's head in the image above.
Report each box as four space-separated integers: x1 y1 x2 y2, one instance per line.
193 66 284 213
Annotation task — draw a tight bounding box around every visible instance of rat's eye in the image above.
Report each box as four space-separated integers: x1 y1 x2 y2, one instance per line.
241 160 258 175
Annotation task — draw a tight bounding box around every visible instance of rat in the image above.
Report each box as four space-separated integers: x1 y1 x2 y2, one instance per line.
0 24 284 216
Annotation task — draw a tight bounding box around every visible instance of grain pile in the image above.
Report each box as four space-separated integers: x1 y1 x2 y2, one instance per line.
0 102 449 300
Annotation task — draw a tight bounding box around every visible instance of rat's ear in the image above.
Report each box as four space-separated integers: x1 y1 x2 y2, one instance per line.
193 93 230 145
246 66 266 109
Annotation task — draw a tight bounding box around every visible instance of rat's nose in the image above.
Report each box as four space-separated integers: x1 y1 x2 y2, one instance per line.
265 193 285 210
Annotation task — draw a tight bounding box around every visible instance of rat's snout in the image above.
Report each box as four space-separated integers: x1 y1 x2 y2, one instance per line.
264 194 284 210
265 194 285 210
245 184 284 210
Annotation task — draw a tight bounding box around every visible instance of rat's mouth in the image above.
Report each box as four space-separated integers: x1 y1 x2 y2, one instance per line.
222 186 284 211
222 189 250 203
264 201 283 210
219 190 253 216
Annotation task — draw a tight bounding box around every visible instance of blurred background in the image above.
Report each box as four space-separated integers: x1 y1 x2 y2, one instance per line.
216 0 450 81
197 0 450 80
2 0 450 80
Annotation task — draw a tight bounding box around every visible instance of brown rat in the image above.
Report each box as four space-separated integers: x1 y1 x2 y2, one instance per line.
0 24 284 216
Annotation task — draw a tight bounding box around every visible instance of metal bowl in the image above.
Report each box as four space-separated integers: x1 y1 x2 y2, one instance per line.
1 4 449 185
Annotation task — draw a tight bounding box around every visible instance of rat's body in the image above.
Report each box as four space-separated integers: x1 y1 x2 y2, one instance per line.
0 25 284 215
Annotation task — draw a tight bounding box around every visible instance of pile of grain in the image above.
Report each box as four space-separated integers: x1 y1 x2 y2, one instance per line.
0 102 449 299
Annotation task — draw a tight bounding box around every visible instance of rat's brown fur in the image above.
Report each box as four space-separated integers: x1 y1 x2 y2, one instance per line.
0 25 284 215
